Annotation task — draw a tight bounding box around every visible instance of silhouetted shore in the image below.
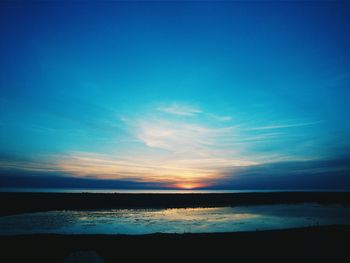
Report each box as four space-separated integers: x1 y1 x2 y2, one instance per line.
0 191 349 216
1 193 350 262
0 225 349 262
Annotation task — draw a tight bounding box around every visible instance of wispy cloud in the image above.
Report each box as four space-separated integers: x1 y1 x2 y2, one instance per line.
213 156 350 189
0 158 60 173
0 102 327 189
32 110 259 187
245 121 323 131
208 114 232 122
157 102 202 116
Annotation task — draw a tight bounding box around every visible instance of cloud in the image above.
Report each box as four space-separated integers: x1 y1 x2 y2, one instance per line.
0 108 258 188
213 116 232 122
0 102 332 189
208 114 232 122
245 121 323 131
0 170 167 189
212 156 350 189
50 142 256 188
136 119 216 151
2 154 350 190
157 102 202 116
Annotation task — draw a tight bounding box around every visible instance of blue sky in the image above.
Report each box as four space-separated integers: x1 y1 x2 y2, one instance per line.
1 1 350 189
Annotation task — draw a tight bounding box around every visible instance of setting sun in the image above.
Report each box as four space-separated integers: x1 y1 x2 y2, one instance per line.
175 182 206 190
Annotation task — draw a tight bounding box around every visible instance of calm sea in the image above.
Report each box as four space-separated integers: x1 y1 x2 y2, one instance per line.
0 188 348 193
1 203 350 235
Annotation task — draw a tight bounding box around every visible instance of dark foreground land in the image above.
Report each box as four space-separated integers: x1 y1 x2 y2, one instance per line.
1 191 350 216
0 225 349 262
1 193 350 262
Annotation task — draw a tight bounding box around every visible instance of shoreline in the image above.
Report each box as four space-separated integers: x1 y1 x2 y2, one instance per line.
1 191 350 216
0 225 349 262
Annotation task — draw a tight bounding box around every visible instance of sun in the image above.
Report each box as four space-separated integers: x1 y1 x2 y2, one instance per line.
175 182 204 190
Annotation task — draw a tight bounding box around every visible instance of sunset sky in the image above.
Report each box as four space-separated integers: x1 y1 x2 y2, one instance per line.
1 1 350 190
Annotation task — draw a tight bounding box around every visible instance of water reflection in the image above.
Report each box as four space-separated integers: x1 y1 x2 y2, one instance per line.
0 203 349 235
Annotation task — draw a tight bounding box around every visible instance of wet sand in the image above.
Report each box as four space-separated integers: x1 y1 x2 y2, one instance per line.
0 225 349 262
1 192 349 262
1 191 350 216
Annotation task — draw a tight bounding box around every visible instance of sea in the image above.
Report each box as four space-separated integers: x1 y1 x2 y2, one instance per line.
0 203 349 235
0 188 348 193
0 188 349 235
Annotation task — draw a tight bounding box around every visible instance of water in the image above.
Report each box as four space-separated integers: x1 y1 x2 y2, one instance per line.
1 188 348 194
0 203 349 235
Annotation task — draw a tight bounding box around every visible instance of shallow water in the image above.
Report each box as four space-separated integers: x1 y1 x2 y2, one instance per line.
0 203 349 235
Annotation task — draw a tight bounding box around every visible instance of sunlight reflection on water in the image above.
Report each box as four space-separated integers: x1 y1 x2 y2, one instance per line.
0 203 349 235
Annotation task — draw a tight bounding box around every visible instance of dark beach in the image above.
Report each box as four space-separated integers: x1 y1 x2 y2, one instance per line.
1 191 350 216
1 192 349 262
0 226 349 262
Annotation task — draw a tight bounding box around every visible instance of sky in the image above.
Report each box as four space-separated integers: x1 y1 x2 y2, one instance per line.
1 1 350 190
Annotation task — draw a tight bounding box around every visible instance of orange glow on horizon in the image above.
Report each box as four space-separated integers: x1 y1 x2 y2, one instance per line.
174 182 208 190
